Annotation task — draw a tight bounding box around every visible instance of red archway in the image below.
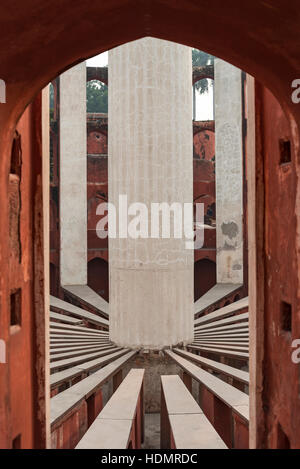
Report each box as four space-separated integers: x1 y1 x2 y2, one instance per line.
87 257 109 302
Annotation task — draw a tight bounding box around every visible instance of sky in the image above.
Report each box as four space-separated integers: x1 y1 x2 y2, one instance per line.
196 81 214 121
86 52 214 121
87 52 108 67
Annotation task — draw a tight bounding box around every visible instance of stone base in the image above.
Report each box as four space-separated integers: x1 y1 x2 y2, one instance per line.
122 351 181 413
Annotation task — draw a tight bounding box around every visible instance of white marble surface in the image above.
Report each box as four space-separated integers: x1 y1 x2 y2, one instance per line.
215 59 243 284
194 283 243 315
108 38 194 349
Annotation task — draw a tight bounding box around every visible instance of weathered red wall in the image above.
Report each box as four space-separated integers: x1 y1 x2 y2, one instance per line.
193 129 215 162
0 95 47 448
193 129 216 299
194 258 217 300
255 84 300 448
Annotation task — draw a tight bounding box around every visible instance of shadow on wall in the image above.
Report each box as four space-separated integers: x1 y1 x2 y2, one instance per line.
194 258 216 301
50 262 59 297
88 257 109 301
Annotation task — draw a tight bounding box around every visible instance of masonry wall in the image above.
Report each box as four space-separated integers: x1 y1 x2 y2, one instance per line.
0 94 48 449
215 59 243 285
193 128 216 299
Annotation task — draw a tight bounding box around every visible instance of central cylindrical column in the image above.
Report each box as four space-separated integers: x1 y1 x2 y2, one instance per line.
108 38 193 349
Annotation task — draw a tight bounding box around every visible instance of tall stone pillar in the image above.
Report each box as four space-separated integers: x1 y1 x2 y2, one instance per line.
59 62 87 285
108 38 193 349
215 59 243 284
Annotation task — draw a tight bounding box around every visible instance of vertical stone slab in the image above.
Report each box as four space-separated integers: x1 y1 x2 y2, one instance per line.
108 38 193 349
215 59 243 284
60 63 87 285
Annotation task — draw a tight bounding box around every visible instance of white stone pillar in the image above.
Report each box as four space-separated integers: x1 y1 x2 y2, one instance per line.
59 62 87 285
215 59 243 284
108 38 193 349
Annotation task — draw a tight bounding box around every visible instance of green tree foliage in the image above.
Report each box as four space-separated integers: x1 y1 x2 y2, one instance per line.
49 83 54 122
86 80 108 113
84 51 213 112
192 49 214 94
